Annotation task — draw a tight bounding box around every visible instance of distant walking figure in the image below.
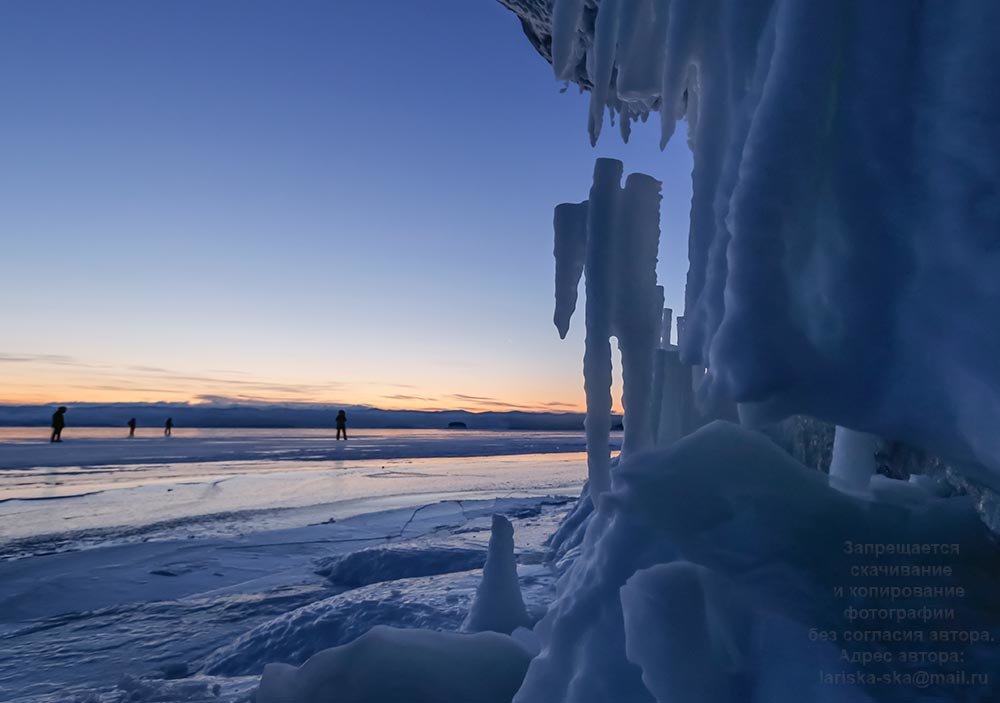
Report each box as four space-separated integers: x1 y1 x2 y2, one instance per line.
128 417 137 438
50 406 67 443
164 417 173 437
336 410 348 440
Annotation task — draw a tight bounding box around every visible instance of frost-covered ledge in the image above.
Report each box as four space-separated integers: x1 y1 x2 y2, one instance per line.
498 0 1000 527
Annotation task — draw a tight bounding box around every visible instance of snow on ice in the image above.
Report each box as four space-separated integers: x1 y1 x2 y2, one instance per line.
256 626 532 703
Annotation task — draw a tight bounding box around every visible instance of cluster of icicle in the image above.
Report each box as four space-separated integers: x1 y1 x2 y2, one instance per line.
547 0 1000 482
554 158 696 500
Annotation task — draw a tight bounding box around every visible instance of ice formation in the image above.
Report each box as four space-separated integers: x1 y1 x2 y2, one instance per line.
828 426 880 494
515 422 1000 703
462 514 530 634
255 625 532 703
515 2 1000 700
554 158 674 499
522 0 1000 491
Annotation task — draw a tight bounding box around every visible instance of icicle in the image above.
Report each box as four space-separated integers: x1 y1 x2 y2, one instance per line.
619 111 632 143
660 307 673 349
616 0 670 105
656 357 694 448
616 173 662 456
658 0 701 149
649 307 672 445
551 0 586 81
553 202 589 339
582 158 622 499
555 159 664 496
587 0 623 145
829 426 880 493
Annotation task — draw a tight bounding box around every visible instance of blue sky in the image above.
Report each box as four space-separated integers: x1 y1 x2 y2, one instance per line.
0 0 693 411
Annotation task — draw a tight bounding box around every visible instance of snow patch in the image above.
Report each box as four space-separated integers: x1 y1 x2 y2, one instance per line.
255 626 532 703
203 565 556 677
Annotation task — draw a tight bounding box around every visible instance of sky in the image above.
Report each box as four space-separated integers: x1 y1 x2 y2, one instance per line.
0 0 693 413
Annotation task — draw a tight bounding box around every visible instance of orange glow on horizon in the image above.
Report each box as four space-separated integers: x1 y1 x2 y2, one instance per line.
0 364 592 414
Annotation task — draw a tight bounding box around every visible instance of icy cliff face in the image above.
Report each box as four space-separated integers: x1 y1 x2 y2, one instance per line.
505 0 1000 483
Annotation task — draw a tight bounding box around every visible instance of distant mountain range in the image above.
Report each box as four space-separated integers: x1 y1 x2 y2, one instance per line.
0 402 614 431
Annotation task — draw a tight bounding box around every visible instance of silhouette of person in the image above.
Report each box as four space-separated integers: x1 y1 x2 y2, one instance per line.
50 406 67 443
336 410 347 440
164 417 173 437
128 417 137 438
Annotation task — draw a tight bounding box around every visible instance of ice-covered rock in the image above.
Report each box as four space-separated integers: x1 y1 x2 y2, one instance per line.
256 625 532 703
462 514 530 634
506 0 1000 493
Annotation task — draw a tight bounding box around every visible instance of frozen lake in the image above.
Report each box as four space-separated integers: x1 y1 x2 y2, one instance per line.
0 429 594 701
0 428 600 553
0 426 600 470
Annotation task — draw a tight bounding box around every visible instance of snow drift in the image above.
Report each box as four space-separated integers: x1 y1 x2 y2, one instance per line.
256 626 532 703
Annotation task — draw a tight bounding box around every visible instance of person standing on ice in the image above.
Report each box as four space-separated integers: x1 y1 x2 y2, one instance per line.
335 410 347 440
127 417 136 438
50 406 67 443
164 417 173 437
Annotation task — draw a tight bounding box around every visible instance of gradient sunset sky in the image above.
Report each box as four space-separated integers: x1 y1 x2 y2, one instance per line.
1 0 693 412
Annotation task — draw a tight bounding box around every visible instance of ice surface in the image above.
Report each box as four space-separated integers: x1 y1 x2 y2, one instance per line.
256 625 532 703
462 514 530 634
0 495 571 700
0 450 586 551
0 428 602 472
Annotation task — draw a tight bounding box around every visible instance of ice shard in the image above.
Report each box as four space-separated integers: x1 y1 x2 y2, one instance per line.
553 202 589 340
